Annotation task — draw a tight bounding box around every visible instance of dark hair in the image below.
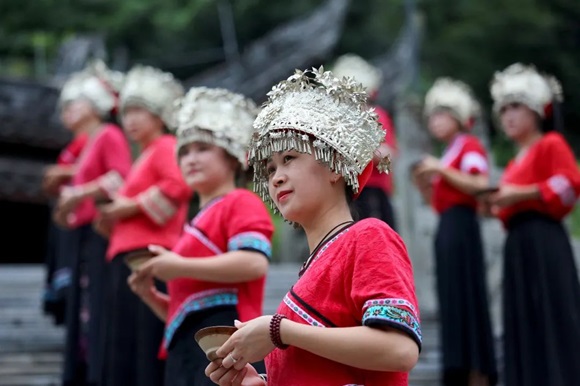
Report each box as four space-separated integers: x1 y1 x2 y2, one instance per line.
541 100 564 133
346 185 361 221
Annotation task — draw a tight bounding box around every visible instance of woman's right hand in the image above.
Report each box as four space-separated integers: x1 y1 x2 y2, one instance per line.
205 359 266 386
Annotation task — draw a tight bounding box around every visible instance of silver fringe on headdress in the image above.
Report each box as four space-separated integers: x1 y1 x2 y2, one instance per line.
120 65 184 130
175 87 258 169
424 77 480 128
59 59 124 118
248 66 390 211
490 63 563 118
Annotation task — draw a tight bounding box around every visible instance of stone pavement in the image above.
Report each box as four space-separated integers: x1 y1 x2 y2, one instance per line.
0 264 442 386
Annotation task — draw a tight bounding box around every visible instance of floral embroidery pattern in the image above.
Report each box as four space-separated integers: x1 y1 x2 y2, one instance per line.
283 294 326 328
228 232 272 259
363 298 417 314
164 288 238 348
363 305 422 344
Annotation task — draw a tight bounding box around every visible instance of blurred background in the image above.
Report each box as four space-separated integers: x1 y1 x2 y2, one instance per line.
0 0 579 384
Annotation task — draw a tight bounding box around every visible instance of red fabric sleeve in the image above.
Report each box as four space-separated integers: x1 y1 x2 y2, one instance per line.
57 133 89 165
225 191 274 260
537 133 580 217
100 126 132 179
459 138 489 175
348 220 422 349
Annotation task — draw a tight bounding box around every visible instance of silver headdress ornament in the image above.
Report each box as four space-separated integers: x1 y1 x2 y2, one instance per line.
175 87 258 169
120 65 184 129
490 63 563 118
59 59 125 118
331 53 383 93
424 77 480 128
249 66 390 211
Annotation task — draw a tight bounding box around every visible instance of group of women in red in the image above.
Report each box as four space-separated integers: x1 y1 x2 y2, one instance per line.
413 63 580 386
41 56 579 386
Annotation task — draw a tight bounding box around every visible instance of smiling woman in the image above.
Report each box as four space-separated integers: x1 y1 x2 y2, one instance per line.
128 87 274 386
205 68 420 386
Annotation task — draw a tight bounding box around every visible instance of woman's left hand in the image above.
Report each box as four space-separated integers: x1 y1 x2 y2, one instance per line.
488 184 526 208
205 359 265 386
56 186 84 215
414 155 442 176
136 245 186 282
217 316 277 371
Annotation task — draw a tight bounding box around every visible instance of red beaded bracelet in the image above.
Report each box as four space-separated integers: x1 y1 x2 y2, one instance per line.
269 313 289 349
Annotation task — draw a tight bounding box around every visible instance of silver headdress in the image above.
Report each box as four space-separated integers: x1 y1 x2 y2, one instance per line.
249 67 390 211
120 65 184 129
424 77 480 128
175 87 258 169
490 63 563 118
59 59 124 118
331 53 383 93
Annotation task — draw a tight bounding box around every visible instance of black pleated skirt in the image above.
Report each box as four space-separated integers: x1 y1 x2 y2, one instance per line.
43 221 74 325
503 212 580 386
62 225 108 386
101 252 166 386
163 306 267 386
435 205 498 385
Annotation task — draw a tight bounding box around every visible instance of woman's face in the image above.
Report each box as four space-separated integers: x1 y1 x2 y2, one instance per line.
499 102 539 141
427 111 461 142
266 149 341 224
122 106 164 145
179 142 238 192
60 99 98 132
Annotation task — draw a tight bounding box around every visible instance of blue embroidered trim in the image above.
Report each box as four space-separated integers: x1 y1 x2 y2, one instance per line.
363 305 422 344
164 290 238 348
228 232 272 259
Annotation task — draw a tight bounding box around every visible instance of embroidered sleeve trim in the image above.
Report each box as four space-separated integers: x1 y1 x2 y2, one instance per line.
363 298 417 314
228 231 272 259
137 185 179 225
164 288 238 348
547 174 576 206
97 170 124 198
460 151 488 174
362 305 422 347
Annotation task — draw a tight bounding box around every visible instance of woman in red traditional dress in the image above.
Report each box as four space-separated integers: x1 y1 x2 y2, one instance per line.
205 68 421 386
486 63 580 386
128 87 274 386
42 124 88 325
53 60 132 386
97 65 190 386
412 78 497 386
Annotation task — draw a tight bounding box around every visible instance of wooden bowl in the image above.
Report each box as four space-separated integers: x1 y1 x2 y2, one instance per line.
194 326 237 361
123 248 155 272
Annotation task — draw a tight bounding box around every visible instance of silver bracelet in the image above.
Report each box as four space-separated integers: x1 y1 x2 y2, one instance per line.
259 373 268 383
